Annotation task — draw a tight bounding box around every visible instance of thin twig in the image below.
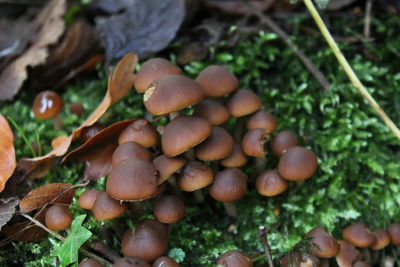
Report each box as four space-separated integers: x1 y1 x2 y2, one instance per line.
303 0 400 141
89 241 121 262
364 0 373 39
22 214 112 267
259 226 274 267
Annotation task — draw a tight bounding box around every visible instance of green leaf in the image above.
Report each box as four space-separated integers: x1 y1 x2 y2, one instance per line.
54 215 92 267
168 248 186 263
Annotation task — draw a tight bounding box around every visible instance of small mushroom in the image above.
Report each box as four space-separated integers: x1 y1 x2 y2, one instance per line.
195 65 238 97
78 189 102 210
92 191 127 221
45 204 73 231
387 223 400 245
121 219 169 262
335 240 362 267
195 126 234 161
118 119 159 147
32 90 64 130
216 250 253 267
113 256 150 267
270 130 298 156
193 99 230 125
256 169 288 197
152 256 179 267
278 146 318 181
112 142 152 168
78 258 103 267
241 128 267 157
153 154 186 185
342 223 376 248
306 227 340 258
69 101 85 116
225 89 261 117
220 143 248 168
247 110 277 134
370 229 390 250
154 195 185 224
178 161 214 192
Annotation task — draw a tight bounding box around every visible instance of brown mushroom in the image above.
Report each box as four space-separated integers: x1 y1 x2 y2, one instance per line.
335 240 362 267
342 223 376 248
80 122 104 143
220 143 248 168
278 146 318 181
270 130 298 156
154 195 185 224
153 155 186 185
144 75 204 115
118 119 159 147
370 229 390 250
32 90 64 130
225 89 261 117
193 99 230 125
216 250 252 267
112 142 152 167
241 128 267 157
195 65 238 97
107 159 157 201
387 223 400 245
78 189 102 210
152 256 179 267
256 169 288 197
121 219 169 262
247 110 277 134
79 258 103 267
69 101 85 116
178 161 214 192
195 126 234 161
134 58 182 93
92 191 127 221
113 256 150 267
306 227 340 258
45 204 73 231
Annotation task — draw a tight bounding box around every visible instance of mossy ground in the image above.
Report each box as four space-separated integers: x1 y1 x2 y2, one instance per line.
1 13 400 266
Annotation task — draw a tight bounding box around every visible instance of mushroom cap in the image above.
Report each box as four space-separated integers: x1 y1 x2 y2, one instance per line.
113 256 150 267
209 168 247 202
278 146 318 181
121 219 169 262
195 65 238 97
370 229 390 250
79 258 103 267
153 155 187 185
335 240 361 267
92 191 127 221
162 116 212 157
69 102 85 116
306 227 340 258
353 261 371 267
225 89 261 117
270 130 298 156
80 122 103 143
107 159 157 201
241 128 267 158
195 126 234 161
144 75 204 115
45 205 73 231
118 119 159 147
134 58 182 93
152 256 179 267
280 252 318 267
247 110 276 134
387 223 400 245
220 143 248 168
78 189 102 210
193 99 230 125
256 169 288 197
216 250 252 267
342 223 376 248
154 195 185 223
112 142 152 168
178 161 214 191
33 90 63 119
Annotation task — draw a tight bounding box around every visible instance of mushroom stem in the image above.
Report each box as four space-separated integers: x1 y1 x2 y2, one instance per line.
131 201 143 218
169 111 180 120
384 256 395 267
167 175 183 196
90 241 121 262
223 202 237 218
233 117 244 143
255 157 267 176
193 189 205 203
320 258 329 267
211 160 219 173
371 250 379 265
184 148 196 160
361 248 371 262
52 113 63 130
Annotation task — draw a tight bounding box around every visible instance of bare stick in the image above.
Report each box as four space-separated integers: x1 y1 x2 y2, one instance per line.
259 226 274 267
90 241 121 262
364 0 373 39
303 0 400 140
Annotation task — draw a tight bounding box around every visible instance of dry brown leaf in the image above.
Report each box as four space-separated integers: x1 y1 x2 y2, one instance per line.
0 198 18 230
0 0 66 100
18 53 138 179
0 115 16 193
19 183 75 212
63 120 134 180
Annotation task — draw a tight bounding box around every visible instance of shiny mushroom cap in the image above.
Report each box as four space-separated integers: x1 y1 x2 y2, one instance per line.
225 89 261 117
270 130 298 156
335 240 361 267
113 256 150 267
118 119 159 147
216 250 253 267
153 155 187 185
144 75 204 115
92 191 127 221
107 159 157 201
178 161 214 191
152 256 179 267
134 58 182 93
162 116 212 157
241 128 267 158
370 229 390 250
79 258 103 267
33 90 63 119
342 223 376 248
220 143 248 168
247 110 276 134
112 142 152 167
306 227 340 258
121 219 169 262
256 169 288 197
193 99 230 126
78 189 102 210
278 146 318 181
387 223 400 245
209 168 247 202
80 122 103 143
45 205 73 231
154 195 185 224
195 65 238 97
195 126 234 161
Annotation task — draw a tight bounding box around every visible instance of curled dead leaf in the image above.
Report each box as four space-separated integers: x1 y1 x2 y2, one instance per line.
0 198 18 230
0 115 16 193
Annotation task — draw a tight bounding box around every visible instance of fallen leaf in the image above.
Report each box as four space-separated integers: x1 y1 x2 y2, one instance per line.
204 0 275 15
63 120 134 180
93 0 185 61
0 198 18 230
19 183 75 212
0 0 66 100
18 53 137 179
0 115 16 193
